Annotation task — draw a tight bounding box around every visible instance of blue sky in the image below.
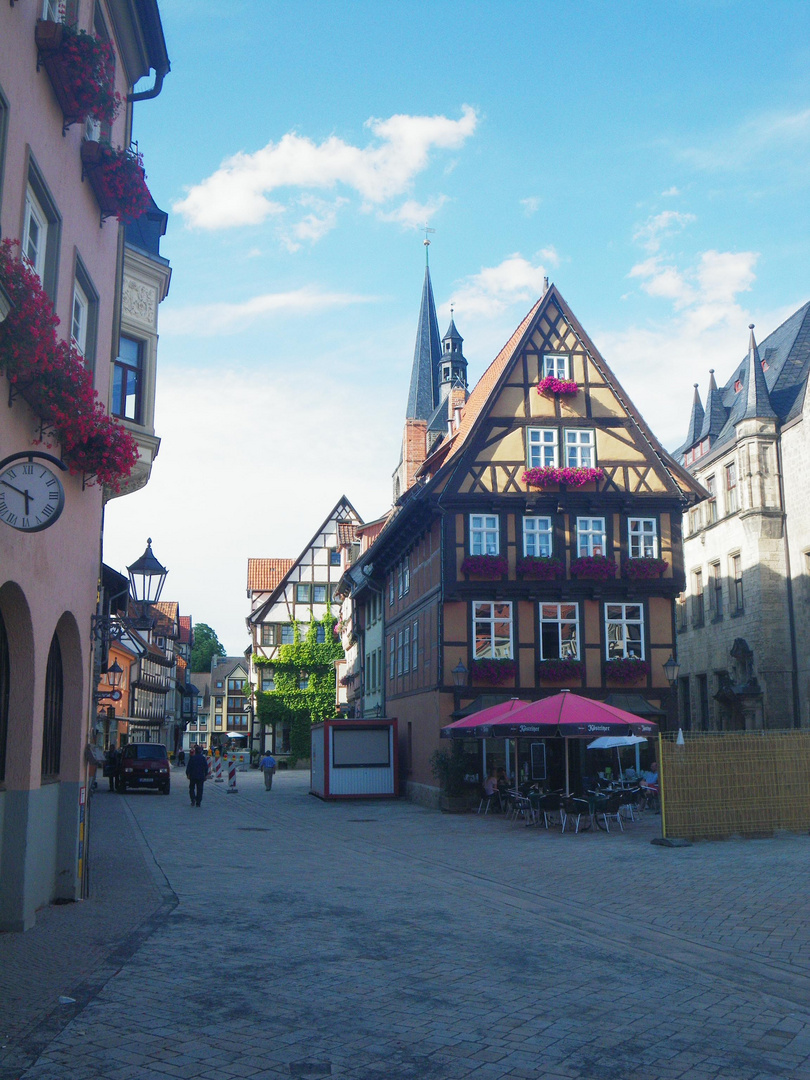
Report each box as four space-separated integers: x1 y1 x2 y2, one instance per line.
103 0 810 652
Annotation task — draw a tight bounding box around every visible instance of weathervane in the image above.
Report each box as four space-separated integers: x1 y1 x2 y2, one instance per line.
423 223 435 264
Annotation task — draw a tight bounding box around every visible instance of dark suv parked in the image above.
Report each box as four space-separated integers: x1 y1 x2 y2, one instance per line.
117 743 171 794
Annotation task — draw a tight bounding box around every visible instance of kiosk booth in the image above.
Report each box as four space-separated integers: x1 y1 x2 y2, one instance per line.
310 719 398 800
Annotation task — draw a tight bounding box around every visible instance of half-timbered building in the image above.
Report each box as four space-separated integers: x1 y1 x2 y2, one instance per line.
363 284 704 803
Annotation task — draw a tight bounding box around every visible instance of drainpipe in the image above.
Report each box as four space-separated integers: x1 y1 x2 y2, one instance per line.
775 439 801 727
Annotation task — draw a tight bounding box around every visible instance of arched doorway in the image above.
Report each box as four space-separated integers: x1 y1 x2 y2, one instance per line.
41 632 64 779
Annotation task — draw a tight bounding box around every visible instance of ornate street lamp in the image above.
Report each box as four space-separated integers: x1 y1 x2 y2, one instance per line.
662 654 680 732
94 658 123 702
127 537 168 626
452 659 468 688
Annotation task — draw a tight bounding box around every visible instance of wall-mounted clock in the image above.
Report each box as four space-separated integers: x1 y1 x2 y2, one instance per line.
0 451 67 532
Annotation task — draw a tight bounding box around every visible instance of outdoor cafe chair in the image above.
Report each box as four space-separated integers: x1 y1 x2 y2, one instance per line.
510 792 534 826
618 788 641 822
477 789 499 815
534 791 563 829
593 793 624 833
561 796 592 834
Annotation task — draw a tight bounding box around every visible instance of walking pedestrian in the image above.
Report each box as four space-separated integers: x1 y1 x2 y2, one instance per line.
259 749 277 791
186 744 209 807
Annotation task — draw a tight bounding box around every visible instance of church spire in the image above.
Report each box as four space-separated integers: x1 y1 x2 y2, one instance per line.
404 262 442 420
738 324 777 422
699 369 728 442
683 383 704 448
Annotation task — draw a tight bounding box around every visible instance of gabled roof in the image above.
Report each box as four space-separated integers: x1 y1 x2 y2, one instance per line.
178 615 192 644
421 285 702 500
209 656 248 685
405 265 442 420
337 522 359 547
153 600 178 621
247 558 295 593
248 496 363 626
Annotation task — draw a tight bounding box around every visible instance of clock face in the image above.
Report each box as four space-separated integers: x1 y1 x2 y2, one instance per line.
0 459 65 532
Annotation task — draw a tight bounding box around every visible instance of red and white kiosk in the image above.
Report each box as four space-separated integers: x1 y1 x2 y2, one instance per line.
310 718 398 800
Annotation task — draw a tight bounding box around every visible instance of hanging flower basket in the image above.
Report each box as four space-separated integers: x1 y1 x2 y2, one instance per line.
81 140 151 222
0 239 138 491
570 555 617 581
605 658 649 685
516 556 565 580
470 658 517 685
460 554 508 578
622 558 668 580
35 21 120 130
537 376 579 397
536 659 583 683
523 466 604 488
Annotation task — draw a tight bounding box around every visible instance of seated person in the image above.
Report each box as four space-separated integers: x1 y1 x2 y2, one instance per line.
496 768 509 795
639 761 659 809
483 770 498 798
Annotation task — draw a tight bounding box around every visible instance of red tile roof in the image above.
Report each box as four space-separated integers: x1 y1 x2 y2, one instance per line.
337 522 359 546
247 558 294 592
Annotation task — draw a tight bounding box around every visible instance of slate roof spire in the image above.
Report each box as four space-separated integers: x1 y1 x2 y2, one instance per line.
699 369 729 441
738 324 777 422
405 263 442 420
683 383 705 448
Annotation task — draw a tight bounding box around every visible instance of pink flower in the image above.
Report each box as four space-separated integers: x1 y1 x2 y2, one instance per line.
537 376 579 396
523 466 604 487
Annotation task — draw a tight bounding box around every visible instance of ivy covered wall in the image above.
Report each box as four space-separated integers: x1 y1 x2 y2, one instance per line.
254 613 343 763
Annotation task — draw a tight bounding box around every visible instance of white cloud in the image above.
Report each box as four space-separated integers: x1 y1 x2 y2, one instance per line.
376 196 448 229
520 196 541 215
677 107 810 171
173 106 478 230
279 195 348 252
444 254 551 319
603 247 761 448
633 210 696 253
661 186 681 197
160 286 376 336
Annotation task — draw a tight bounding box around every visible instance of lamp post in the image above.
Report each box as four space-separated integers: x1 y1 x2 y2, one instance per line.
663 653 680 732
127 538 168 628
451 658 468 714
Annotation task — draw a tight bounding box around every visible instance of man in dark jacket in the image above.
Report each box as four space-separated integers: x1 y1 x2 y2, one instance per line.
186 745 209 807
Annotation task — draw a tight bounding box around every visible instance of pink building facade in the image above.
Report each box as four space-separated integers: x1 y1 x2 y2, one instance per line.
0 1 169 931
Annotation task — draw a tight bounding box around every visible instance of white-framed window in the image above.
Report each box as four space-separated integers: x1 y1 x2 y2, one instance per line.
725 461 738 513
705 476 717 524
397 556 410 597
543 354 569 379
42 0 64 21
22 186 48 281
605 604 644 660
472 601 513 660
330 550 341 566
470 514 499 556
260 671 275 691
295 584 311 603
389 636 395 679
71 279 89 358
412 620 418 671
628 518 658 559
313 584 327 603
402 625 410 674
396 630 404 676
539 603 579 660
388 575 394 606
577 517 606 556
564 429 595 468
523 516 553 558
527 428 558 468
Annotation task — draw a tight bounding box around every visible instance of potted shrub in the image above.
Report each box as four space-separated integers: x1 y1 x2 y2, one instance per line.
460 554 508 578
570 555 617 581
81 140 151 222
516 556 565 580
470 658 517 685
523 466 604 488
36 20 120 130
537 375 579 396
536 658 583 684
605 657 650 684
430 743 470 812
622 558 668 580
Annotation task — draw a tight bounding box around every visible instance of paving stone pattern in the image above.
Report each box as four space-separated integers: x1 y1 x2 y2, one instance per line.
5 769 810 1079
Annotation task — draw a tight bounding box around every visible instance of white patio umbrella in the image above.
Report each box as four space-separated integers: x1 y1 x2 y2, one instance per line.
586 735 647 778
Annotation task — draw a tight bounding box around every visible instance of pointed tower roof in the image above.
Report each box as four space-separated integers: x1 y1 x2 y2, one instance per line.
442 313 463 345
698 369 729 441
405 265 442 420
736 325 777 423
682 384 704 448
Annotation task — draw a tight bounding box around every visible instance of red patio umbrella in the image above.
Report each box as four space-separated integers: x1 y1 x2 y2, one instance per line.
439 698 531 739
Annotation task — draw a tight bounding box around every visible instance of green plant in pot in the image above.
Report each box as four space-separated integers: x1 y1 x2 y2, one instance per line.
430 743 470 812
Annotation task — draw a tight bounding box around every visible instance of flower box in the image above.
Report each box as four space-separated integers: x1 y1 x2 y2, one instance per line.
537 376 579 396
604 658 649 685
36 21 120 131
470 658 517 685
81 140 151 223
460 554 508 579
516 556 565 580
570 555 617 581
523 466 604 488
0 240 138 491
622 558 668 580
536 659 583 683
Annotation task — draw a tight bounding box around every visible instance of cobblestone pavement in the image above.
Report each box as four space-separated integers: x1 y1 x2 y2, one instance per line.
5 769 810 1080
